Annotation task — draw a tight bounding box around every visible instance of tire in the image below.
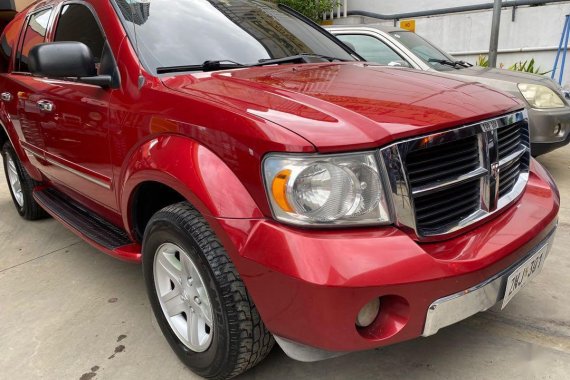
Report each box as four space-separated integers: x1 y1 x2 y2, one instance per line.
1 142 48 220
142 202 274 380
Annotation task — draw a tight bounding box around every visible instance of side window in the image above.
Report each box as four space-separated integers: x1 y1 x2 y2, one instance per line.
15 8 53 73
337 34 407 66
54 4 105 63
0 20 23 72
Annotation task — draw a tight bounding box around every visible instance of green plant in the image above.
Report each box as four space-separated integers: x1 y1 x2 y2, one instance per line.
477 56 550 75
476 55 489 67
508 59 551 75
276 0 339 23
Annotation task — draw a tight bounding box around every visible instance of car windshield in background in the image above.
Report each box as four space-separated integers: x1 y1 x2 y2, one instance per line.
112 0 355 74
390 31 459 71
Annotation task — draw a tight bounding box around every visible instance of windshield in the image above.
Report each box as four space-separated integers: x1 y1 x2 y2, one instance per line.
112 0 355 74
390 31 459 71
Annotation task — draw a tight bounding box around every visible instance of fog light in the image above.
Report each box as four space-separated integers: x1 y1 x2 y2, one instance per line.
554 124 562 136
356 298 380 327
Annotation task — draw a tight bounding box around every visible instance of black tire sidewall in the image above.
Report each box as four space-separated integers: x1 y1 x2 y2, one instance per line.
142 218 232 379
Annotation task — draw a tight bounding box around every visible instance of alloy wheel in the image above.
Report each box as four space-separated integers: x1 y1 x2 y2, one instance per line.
153 242 214 352
6 153 24 208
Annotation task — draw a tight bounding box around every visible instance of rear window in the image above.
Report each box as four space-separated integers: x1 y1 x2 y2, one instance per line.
15 8 53 73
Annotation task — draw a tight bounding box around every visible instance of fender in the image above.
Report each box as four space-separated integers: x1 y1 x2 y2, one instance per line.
0 118 43 181
120 135 264 235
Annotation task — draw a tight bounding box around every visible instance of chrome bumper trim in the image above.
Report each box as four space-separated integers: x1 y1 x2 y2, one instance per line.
422 227 556 337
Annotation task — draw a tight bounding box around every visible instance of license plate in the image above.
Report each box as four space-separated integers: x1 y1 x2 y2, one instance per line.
502 244 549 309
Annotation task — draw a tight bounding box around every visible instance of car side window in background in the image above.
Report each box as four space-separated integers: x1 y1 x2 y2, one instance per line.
390 31 457 71
15 8 53 73
54 5 105 63
336 34 406 66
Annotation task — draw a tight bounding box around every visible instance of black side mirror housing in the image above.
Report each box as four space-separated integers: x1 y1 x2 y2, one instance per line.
28 42 116 88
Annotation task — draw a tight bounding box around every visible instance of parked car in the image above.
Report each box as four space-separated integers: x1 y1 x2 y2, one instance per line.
327 24 570 156
0 1 560 379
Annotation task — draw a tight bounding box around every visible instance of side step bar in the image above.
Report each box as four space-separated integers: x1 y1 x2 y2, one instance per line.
34 188 141 262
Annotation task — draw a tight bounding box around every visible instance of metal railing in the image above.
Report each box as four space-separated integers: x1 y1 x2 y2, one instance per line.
326 0 570 21
323 0 348 20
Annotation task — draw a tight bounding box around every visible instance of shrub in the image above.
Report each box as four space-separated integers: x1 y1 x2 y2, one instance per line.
477 56 549 75
276 0 338 23
508 59 551 75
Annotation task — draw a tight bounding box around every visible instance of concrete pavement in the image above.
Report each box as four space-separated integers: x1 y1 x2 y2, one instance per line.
0 146 569 380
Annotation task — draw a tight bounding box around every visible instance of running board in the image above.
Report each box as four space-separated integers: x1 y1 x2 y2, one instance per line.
33 188 141 262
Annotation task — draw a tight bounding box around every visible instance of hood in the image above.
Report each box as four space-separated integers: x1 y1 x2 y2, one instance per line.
449 66 562 96
455 66 553 84
162 63 522 152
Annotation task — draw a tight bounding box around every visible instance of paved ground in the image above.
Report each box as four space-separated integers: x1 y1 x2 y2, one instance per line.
0 146 569 380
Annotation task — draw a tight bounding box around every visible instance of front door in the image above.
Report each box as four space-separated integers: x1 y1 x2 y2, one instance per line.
16 3 117 211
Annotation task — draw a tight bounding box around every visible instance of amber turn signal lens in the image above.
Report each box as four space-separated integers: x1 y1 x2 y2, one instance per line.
271 169 293 212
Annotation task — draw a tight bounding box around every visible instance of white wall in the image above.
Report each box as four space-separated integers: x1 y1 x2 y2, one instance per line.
348 0 488 14
15 0 33 11
335 1 570 85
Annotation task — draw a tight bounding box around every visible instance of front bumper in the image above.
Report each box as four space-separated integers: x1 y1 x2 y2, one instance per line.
209 160 559 360
422 229 555 337
528 107 570 156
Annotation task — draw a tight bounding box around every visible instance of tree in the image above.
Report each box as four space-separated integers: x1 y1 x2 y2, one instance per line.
277 0 338 23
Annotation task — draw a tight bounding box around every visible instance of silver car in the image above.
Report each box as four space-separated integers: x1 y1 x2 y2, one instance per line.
327 24 570 156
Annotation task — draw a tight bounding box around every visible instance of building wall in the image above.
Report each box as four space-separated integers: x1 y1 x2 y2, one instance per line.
335 1 570 85
13 0 32 11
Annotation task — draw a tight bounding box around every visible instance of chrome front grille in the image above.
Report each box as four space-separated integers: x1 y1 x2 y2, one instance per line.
380 110 530 241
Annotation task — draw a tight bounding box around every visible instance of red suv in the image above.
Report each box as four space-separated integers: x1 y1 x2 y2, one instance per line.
0 1 560 379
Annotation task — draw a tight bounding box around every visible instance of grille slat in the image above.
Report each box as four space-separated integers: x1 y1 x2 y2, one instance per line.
499 161 521 196
406 139 476 161
407 149 478 170
401 115 530 237
498 127 520 145
497 120 528 197
413 180 480 231
406 136 480 189
416 193 480 222
409 160 481 187
415 187 478 214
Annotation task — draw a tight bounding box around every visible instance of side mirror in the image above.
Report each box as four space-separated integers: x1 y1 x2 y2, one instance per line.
388 60 412 68
28 42 114 88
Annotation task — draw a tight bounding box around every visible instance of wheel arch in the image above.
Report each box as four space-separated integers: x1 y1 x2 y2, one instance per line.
0 120 43 180
120 135 264 241
0 123 7 147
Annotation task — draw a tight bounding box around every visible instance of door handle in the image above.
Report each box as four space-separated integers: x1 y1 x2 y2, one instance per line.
37 100 55 113
1 92 12 102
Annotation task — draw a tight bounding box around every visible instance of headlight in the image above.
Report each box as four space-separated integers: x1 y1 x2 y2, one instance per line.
518 84 565 109
263 152 391 226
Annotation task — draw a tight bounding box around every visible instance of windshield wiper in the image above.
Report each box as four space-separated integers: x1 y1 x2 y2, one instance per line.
428 58 472 69
256 53 348 66
157 60 246 74
456 60 473 68
157 54 347 74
